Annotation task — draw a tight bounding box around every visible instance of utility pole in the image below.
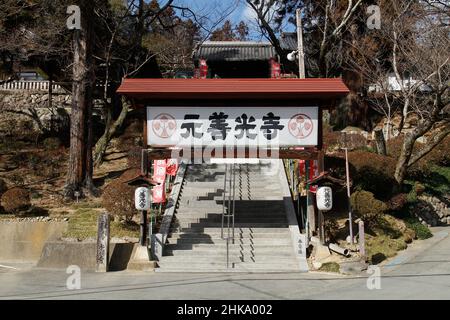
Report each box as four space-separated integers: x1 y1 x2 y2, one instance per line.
344 147 354 244
296 8 306 79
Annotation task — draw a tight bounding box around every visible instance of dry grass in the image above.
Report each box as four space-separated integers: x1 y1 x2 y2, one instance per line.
63 202 139 240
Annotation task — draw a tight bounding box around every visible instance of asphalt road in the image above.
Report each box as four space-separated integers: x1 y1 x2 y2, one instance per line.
0 227 449 300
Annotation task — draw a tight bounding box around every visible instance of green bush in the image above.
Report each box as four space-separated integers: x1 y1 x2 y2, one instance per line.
404 217 433 240
350 190 388 226
1 187 31 213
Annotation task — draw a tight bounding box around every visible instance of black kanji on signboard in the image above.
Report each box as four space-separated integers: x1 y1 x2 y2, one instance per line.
207 112 231 140
261 112 284 140
180 114 203 138
235 113 257 139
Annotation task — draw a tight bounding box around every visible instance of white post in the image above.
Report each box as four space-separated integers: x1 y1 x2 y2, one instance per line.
359 220 365 259
345 148 354 244
296 9 306 79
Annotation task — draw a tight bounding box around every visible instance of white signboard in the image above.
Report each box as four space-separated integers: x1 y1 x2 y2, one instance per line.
147 106 318 147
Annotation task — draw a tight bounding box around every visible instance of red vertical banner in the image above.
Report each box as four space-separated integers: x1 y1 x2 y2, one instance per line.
152 183 166 204
153 160 167 184
199 59 208 79
299 160 306 177
309 160 319 192
166 159 179 177
270 58 281 79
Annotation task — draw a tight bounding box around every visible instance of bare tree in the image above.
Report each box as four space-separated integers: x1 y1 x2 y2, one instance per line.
245 0 364 77
348 0 450 185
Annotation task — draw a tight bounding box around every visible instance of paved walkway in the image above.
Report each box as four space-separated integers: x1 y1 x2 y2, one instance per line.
1 227 449 300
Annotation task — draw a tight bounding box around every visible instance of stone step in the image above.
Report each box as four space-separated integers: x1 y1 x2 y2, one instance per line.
160 255 297 263
174 216 287 223
168 231 291 239
175 210 287 216
204 196 284 201
172 223 289 230
164 243 293 251
169 227 291 234
175 207 286 215
166 237 291 245
162 250 296 261
177 199 286 208
172 217 287 229
181 186 283 192
174 217 286 222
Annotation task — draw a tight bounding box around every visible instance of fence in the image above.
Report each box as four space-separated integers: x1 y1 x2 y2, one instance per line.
0 80 66 93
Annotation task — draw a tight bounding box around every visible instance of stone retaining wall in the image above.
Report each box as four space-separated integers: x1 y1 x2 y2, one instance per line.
0 91 71 134
410 194 450 226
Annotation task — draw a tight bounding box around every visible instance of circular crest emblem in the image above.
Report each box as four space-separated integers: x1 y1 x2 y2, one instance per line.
152 113 177 138
288 114 313 139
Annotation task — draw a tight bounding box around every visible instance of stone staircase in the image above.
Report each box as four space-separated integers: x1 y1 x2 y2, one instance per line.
156 160 301 272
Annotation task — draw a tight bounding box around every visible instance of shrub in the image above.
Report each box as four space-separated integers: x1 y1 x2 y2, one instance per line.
102 170 138 221
387 135 450 180
350 190 387 226
404 217 433 240
388 193 408 212
348 151 397 199
1 187 31 213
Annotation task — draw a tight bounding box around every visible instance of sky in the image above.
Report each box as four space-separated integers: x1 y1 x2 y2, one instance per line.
162 0 296 41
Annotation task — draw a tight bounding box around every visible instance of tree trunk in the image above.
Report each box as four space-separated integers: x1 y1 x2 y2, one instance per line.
64 0 94 199
397 97 410 134
394 132 415 185
93 97 129 168
374 129 387 156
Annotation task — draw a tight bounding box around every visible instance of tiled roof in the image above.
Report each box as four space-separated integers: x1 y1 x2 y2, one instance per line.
279 33 298 51
117 78 350 101
193 41 277 62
